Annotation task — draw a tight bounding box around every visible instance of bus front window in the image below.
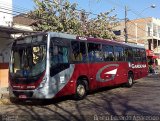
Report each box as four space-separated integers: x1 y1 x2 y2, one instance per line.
10 45 46 77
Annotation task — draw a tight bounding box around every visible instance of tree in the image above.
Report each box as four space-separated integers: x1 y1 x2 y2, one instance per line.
85 10 119 39
29 0 119 39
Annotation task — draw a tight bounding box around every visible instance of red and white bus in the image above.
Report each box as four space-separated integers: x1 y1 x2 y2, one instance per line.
9 32 148 100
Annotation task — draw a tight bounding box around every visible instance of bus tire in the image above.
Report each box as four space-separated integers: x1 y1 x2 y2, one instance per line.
126 74 134 88
74 80 87 100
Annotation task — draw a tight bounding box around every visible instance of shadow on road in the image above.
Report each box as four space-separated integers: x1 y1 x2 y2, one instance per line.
3 76 160 121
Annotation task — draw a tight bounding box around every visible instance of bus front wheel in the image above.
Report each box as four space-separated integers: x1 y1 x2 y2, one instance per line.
74 80 87 100
126 74 134 88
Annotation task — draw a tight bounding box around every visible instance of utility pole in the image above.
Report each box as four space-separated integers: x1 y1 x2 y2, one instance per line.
124 6 128 43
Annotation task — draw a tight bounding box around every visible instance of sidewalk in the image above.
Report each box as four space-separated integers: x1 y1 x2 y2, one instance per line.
147 65 160 77
0 87 11 105
0 87 9 99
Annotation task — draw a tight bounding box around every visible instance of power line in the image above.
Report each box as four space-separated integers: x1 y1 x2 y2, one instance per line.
47 0 98 16
2 0 154 37
0 10 17 16
107 0 124 9
0 5 150 35
0 0 119 21
0 3 30 13
0 0 118 22
0 7 27 15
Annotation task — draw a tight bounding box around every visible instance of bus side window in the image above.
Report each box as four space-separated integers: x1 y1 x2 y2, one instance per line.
71 41 80 62
88 43 94 62
133 48 141 62
137 49 141 61
114 46 124 61
102 45 114 61
50 44 69 66
88 43 103 62
140 49 146 62
50 45 59 65
71 41 87 62
125 48 133 62
13 51 21 73
80 42 87 62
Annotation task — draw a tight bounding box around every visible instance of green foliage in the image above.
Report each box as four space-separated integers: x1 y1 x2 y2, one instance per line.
29 0 119 39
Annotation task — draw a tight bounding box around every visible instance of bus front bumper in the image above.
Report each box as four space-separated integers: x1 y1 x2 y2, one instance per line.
9 86 55 99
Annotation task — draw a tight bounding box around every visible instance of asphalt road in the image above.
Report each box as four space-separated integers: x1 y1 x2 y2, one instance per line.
0 74 160 121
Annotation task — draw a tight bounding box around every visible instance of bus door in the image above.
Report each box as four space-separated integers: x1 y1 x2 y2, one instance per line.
49 37 71 94
71 40 89 80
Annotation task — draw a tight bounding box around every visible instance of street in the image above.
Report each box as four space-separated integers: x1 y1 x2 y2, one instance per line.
0 74 160 121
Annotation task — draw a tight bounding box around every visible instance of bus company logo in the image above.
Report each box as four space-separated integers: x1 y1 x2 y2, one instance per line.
78 37 87 40
129 64 147 69
96 64 119 82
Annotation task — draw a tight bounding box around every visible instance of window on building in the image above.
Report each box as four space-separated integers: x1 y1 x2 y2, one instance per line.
153 24 157 37
147 23 152 37
147 26 151 36
158 26 160 38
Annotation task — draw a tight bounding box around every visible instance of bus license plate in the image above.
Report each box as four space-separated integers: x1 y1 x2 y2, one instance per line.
19 95 27 99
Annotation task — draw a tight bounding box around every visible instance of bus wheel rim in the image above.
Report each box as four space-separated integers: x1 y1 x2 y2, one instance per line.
77 85 85 97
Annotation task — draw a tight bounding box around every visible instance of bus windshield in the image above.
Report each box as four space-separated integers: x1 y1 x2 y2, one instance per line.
10 35 47 78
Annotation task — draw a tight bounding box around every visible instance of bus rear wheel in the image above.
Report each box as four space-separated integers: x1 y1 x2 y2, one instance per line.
126 74 134 87
74 80 87 100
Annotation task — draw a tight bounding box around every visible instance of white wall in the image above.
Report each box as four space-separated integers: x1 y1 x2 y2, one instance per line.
0 0 13 27
12 24 33 38
13 24 33 31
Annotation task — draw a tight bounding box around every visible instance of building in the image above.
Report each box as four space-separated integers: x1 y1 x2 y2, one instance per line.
0 0 12 27
115 17 160 64
13 14 36 31
12 14 36 38
0 0 35 88
0 0 13 88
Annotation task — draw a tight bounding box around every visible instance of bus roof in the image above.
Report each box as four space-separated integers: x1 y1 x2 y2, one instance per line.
49 32 76 40
15 32 145 49
48 32 145 49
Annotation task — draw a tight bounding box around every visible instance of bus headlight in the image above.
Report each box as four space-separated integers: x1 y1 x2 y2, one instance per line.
38 77 47 89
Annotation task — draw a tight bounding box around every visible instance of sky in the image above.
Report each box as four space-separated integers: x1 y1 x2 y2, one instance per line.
12 0 160 20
